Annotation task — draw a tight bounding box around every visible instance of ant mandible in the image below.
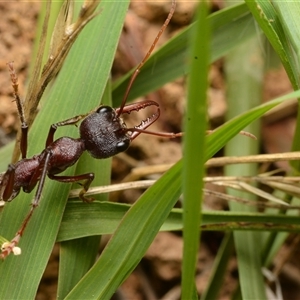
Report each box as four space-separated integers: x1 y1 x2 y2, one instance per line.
0 0 180 259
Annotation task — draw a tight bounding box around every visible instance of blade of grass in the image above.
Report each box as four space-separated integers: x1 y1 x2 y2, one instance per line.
0 143 13 171
112 3 255 106
57 78 113 299
245 1 300 175
182 1 209 298
55 88 300 238
245 0 299 90
65 161 183 299
0 2 299 298
205 89 300 160
58 237 100 298
224 3 265 295
225 1 266 299
246 0 300 276
200 233 234 300
58 200 300 240
272 2 300 170
269 3 300 272
0 2 129 299
63 86 300 299
271 1 300 77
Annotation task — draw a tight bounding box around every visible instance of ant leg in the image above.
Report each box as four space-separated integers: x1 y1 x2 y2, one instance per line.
7 62 28 158
116 0 176 117
0 151 51 259
0 165 20 202
48 173 95 203
46 113 90 147
115 99 159 115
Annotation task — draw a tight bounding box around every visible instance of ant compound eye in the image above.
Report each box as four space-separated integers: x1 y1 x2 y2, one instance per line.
116 140 130 153
96 106 113 114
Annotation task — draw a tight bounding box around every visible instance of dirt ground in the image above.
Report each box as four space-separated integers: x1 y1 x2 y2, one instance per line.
1 1 300 300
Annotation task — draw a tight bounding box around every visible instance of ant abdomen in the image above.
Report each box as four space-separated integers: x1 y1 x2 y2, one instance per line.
80 106 131 159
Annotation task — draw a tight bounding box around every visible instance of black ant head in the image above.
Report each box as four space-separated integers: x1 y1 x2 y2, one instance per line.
80 106 131 159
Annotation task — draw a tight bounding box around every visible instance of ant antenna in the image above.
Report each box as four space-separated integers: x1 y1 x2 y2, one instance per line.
116 0 176 118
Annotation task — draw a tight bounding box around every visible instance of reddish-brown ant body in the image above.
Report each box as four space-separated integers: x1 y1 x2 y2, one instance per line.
0 0 179 258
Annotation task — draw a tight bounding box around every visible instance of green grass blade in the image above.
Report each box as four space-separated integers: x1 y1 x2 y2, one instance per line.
1 2 300 298
205 89 300 159
62 88 300 299
112 3 255 106
224 31 265 298
271 1 300 74
58 201 131 241
271 2 300 168
247 1 300 280
58 200 300 239
0 2 129 299
57 76 113 299
182 1 209 298
245 1 300 171
201 233 234 300
65 162 182 299
0 143 13 171
58 237 100 299
245 0 299 89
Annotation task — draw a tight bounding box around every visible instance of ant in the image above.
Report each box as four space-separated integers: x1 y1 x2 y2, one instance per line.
0 0 180 259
